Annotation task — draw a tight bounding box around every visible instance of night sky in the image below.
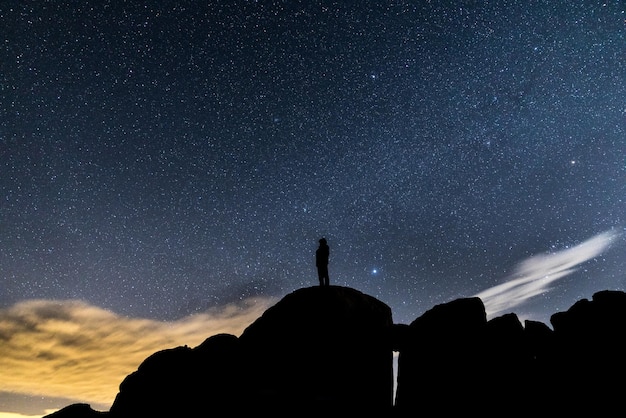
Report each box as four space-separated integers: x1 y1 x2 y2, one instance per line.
1 1 625 416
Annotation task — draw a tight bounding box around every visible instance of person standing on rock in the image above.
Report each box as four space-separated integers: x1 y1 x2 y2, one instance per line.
316 238 330 287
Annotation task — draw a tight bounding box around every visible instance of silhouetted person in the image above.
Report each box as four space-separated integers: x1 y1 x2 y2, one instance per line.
316 238 330 286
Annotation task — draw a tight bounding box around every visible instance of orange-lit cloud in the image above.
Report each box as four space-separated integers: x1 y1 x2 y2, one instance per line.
0 297 276 415
475 230 619 319
0 412 60 418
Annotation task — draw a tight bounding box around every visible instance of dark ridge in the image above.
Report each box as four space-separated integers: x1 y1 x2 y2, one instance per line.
46 286 626 417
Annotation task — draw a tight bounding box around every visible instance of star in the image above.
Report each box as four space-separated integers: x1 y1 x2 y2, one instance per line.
1 2 625 415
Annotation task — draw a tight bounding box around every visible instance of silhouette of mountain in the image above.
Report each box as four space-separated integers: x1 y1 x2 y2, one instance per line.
45 286 626 417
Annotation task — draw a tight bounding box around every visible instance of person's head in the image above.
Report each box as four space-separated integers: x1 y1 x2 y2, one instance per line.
319 238 327 245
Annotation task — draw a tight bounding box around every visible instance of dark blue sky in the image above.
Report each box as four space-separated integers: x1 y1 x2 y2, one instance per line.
2 0 625 326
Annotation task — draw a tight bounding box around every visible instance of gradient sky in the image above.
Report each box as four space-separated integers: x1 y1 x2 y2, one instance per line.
1 1 625 416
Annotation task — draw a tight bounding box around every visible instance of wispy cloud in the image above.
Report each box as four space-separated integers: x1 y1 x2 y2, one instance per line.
475 230 619 319
0 297 276 413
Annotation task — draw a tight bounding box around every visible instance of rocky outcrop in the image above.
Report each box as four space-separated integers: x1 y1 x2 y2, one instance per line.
43 403 105 417
548 290 626 415
394 297 488 414
109 285 393 416
395 289 626 416
109 333 240 416
237 285 394 414
46 287 626 417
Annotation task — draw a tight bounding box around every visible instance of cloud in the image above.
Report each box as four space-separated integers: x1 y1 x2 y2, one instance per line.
0 412 58 418
475 230 619 319
0 297 276 413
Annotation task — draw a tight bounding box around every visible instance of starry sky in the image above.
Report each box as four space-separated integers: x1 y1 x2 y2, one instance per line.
1 1 625 416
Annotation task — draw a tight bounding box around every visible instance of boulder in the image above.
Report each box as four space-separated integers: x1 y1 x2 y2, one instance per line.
394 297 487 414
549 290 626 415
238 285 394 414
43 403 106 418
109 333 240 417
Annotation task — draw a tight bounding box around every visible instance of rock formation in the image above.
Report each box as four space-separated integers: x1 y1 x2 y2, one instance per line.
236 285 394 414
45 286 626 417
